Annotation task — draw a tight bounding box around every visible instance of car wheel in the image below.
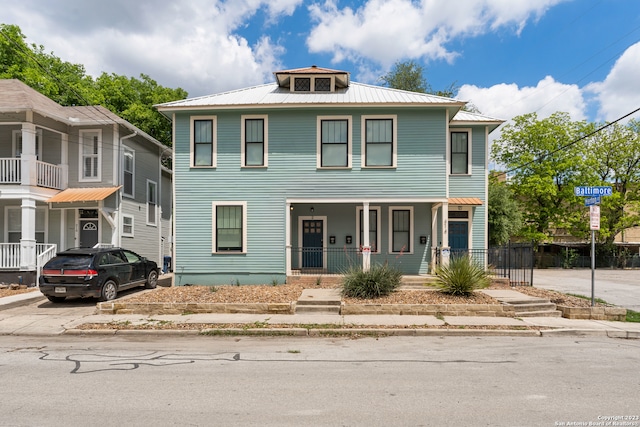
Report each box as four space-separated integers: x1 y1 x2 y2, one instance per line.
46 295 66 303
145 269 158 289
99 280 118 302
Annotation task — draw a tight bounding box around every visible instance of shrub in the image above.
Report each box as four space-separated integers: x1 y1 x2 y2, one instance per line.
341 263 402 299
435 255 490 296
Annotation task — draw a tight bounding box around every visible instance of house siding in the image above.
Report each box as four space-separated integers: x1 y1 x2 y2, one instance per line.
173 107 453 284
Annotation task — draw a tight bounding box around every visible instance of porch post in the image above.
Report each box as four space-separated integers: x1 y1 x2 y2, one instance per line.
285 202 292 276
21 123 37 187
362 202 371 272
431 203 441 272
20 197 37 271
441 202 450 266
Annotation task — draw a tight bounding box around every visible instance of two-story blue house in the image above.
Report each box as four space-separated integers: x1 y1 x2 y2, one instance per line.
0 79 172 285
157 66 502 286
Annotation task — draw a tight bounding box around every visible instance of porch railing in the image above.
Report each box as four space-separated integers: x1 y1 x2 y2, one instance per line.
0 243 58 271
0 158 64 190
36 244 57 286
290 247 363 275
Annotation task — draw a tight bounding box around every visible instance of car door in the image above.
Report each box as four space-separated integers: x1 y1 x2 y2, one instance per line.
121 249 146 283
100 251 132 287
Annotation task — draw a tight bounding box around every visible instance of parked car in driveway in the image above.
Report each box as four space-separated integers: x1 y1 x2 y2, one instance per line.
39 247 159 303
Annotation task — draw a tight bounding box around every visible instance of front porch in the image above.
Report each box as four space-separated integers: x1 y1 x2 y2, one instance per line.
0 243 57 286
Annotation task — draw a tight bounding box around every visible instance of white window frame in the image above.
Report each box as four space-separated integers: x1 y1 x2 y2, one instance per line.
317 115 352 169
190 115 217 168
356 206 381 253
361 115 397 168
241 115 268 168
146 179 157 226
5 206 48 243
79 129 102 182
12 129 43 159
122 214 134 237
388 206 414 254
450 128 472 175
123 147 135 198
291 75 335 93
212 201 247 254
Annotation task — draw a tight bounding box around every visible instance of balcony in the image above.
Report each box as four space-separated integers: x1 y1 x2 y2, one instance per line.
0 158 64 190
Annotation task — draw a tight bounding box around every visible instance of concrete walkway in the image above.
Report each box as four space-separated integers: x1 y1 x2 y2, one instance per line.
1 289 639 338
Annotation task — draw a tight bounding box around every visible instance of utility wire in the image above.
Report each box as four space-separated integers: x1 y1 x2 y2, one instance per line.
503 106 640 176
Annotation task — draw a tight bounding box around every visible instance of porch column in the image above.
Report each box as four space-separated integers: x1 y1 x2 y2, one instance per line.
60 133 69 188
20 197 37 271
21 123 37 187
441 202 450 266
285 202 292 276
362 202 371 272
431 203 441 272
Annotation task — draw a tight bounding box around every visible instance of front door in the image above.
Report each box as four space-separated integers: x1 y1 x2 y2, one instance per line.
449 221 468 251
79 209 99 248
302 219 323 269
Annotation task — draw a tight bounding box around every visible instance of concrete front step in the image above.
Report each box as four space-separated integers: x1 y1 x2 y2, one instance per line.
295 305 341 314
516 310 562 318
296 288 342 314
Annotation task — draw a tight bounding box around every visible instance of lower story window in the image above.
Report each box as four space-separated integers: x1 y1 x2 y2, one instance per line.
389 206 413 253
213 202 247 253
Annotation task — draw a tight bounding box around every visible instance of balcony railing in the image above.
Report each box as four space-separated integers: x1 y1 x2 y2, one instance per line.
0 158 64 190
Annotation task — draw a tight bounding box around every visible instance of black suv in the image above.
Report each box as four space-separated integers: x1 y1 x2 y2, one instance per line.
39 247 159 303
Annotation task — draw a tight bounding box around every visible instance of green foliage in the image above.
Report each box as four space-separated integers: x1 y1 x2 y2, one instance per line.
0 23 187 146
434 255 490 296
562 248 578 269
488 176 523 245
626 310 640 323
341 264 402 299
380 60 458 96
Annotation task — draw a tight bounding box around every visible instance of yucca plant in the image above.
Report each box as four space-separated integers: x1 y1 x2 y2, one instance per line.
341 263 402 299
435 255 490 296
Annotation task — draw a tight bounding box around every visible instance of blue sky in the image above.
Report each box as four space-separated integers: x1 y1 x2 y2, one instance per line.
1 0 639 125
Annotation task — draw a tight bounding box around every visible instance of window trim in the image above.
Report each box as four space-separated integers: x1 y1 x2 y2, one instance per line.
291 76 335 93
190 115 217 168
122 214 134 237
12 129 43 159
361 115 397 168
448 205 473 250
122 146 135 198
241 115 268 168
146 179 157 227
5 206 48 243
356 206 381 253
212 201 247 254
388 206 414 254
317 116 352 169
450 128 472 175
79 129 102 182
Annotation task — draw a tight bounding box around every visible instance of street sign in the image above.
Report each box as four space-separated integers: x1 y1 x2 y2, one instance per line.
584 196 600 206
590 205 600 230
574 186 612 197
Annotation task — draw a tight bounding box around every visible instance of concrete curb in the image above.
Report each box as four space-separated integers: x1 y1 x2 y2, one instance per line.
0 292 45 310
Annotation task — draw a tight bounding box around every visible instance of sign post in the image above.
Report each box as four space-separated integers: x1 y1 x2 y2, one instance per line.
574 187 610 306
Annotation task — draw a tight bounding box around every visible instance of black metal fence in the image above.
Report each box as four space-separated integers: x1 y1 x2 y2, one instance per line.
447 243 535 286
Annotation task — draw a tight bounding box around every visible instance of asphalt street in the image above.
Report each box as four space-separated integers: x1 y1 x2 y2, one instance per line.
532 268 640 311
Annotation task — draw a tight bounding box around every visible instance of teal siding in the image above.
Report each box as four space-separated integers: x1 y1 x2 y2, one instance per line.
173 108 486 284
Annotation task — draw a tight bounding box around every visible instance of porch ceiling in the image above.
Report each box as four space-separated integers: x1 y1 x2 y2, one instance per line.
448 197 483 205
46 186 121 203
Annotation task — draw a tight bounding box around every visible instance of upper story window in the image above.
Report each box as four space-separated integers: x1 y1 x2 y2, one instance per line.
191 116 217 167
451 130 471 175
318 116 351 168
12 129 42 159
242 115 268 167
294 78 311 91
314 78 331 91
79 129 101 182
123 147 135 198
362 116 397 167
146 179 157 226
292 76 336 93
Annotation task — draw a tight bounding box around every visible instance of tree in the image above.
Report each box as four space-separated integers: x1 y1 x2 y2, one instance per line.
491 112 592 243
0 23 186 146
488 176 522 246
380 60 458 96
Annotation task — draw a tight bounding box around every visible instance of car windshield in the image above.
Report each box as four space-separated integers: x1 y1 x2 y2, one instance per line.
46 255 93 269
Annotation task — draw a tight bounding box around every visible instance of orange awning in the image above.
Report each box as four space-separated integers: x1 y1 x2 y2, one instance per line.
448 197 483 205
47 186 121 203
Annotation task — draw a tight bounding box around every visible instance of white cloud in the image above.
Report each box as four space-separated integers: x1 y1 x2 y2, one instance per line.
586 42 640 122
0 0 301 97
306 0 565 68
457 76 587 122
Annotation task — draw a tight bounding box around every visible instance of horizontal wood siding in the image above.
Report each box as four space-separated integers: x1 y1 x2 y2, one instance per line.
173 108 469 284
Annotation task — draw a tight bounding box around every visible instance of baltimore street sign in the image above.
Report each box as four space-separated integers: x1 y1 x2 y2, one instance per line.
574 186 612 197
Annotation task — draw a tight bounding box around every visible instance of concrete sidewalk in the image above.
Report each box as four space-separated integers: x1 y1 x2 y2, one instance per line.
1 289 639 338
